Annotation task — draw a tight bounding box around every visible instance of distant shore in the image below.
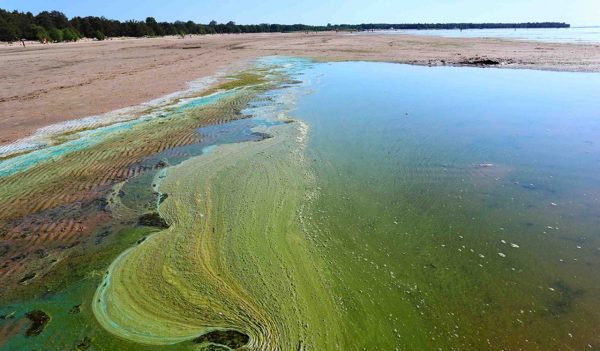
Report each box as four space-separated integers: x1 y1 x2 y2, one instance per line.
1 31 599 145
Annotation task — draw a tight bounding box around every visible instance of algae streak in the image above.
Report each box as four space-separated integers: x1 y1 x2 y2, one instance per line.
92 119 344 349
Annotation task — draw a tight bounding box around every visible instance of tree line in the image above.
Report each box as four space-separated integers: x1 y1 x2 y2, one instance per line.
357 22 570 30
0 8 570 43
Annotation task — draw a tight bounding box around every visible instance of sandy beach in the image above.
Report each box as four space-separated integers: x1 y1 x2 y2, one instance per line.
1 31 599 145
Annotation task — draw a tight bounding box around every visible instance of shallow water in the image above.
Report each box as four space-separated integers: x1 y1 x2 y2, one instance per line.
1 59 599 350
369 26 600 43
296 62 600 349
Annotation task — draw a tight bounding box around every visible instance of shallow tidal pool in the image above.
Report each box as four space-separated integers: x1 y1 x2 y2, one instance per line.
1 59 599 350
295 61 600 350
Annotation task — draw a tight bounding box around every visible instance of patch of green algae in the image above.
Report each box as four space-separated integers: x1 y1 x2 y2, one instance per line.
93 121 345 349
0 226 163 350
200 72 268 97
218 72 267 91
0 62 300 350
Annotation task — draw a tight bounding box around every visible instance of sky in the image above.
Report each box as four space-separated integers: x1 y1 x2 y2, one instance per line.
1 0 599 26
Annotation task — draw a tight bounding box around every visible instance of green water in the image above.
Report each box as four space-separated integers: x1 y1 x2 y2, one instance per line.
297 62 600 349
1 59 599 350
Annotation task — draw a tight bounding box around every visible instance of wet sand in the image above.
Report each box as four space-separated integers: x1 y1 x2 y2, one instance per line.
1 31 599 145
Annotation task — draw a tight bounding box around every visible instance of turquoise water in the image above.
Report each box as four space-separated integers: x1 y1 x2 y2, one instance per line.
295 62 600 349
0 90 236 178
369 26 600 43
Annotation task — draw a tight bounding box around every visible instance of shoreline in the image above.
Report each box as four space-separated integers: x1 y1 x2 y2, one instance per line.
1 32 599 146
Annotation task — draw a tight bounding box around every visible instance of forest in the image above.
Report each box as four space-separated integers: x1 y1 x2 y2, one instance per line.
0 8 570 42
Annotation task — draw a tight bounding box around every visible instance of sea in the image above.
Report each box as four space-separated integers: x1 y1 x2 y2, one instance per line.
366 26 600 43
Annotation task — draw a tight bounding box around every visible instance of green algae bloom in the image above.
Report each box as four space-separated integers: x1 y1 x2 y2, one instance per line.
1 58 600 351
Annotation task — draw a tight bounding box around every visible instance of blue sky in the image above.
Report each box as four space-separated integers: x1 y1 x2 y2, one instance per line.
2 0 598 26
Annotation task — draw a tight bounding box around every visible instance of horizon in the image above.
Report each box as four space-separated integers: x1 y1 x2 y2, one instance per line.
2 0 598 27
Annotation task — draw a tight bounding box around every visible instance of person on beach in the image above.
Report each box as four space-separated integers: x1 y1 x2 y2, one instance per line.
21 39 26 47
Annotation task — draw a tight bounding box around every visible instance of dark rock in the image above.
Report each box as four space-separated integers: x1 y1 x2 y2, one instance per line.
460 58 500 65
156 159 170 168
18 272 37 284
76 336 92 350
138 212 169 228
192 329 250 349
25 310 50 337
69 304 81 314
158 193 169 204
10 253 25 261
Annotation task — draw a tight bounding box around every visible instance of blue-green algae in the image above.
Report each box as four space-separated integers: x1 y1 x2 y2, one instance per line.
2 58 600 351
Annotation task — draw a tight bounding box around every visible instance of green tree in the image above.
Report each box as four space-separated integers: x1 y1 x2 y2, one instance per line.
48 10 69 28
94 30 105 40
145 16 161 36
0 8 572 41
31 24 49 42
0 17 18 42
62 28 80 41
48 27 63 42
35 11 54 29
